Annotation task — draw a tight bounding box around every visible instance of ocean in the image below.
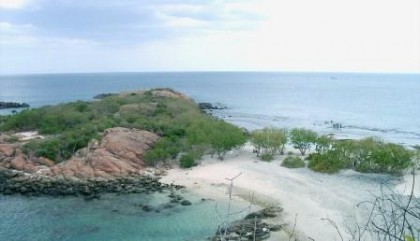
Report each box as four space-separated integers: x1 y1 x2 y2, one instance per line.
1 72 419 145
0 71 419 240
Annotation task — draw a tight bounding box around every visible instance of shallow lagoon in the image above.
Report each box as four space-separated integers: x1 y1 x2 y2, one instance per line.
0 190 248 241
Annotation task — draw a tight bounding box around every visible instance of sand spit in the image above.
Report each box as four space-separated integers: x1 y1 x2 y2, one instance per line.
162 144 417 241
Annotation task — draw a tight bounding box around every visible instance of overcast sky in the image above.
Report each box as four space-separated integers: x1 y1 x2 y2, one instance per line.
0 0 419 74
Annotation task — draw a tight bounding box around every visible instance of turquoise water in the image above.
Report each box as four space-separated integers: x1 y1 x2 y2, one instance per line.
0 190 247 241
1 72 419 145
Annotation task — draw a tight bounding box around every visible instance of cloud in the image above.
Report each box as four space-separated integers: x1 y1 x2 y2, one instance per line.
0 0 263 45
0 0 29 9
0 0 419 73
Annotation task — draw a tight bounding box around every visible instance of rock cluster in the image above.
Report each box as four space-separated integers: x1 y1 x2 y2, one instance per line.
0 143 55 173
0 101 30 109
212 206 284 241
0 168 183 199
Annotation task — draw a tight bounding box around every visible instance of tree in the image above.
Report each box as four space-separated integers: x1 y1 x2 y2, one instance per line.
250 129 265 157
250 128 288 161
289 128 318 155
187 119 246 160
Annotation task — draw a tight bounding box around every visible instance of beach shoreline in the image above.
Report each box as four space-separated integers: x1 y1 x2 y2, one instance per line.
161 143 419 241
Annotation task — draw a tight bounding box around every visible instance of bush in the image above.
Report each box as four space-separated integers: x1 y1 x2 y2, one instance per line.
179 154 196 168
144 137 181 166
307 138 414 174
308 152 346 173
281 156 305 168
260 151 274 161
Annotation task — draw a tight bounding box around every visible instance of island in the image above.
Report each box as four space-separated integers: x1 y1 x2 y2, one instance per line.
0 88 418 241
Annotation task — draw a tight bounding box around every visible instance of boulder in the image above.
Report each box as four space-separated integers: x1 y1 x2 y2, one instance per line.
0 144 16 157
10 155 27 171
39 157 55 167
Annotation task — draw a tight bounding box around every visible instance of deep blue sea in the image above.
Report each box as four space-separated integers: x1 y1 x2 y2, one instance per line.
0 72 419 240
1 72 419 145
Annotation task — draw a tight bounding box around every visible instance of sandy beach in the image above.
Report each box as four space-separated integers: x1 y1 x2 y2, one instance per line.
161 144 420 241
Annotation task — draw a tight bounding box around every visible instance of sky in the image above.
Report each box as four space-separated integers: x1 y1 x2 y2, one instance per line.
0 0 419 74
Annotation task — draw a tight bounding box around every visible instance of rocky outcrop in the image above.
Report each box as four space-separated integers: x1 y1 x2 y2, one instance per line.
0 101 30 109
212 206 284 241
47 127 159 179
0 127 165 196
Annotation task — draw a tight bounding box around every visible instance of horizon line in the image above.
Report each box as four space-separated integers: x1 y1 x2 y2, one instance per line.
1 69 420 76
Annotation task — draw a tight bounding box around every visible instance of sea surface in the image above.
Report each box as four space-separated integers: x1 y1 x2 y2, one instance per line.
1 72 419 146
0 190 249 241
0 72 419 240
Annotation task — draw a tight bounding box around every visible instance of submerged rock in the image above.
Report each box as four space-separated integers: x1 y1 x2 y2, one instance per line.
180 200 192 206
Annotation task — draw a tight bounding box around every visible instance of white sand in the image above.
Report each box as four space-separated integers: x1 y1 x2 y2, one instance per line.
162 144 415 241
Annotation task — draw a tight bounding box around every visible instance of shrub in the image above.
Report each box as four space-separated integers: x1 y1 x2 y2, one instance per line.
281 156 305 168
144 137 181 166
179 154 196 168
260 151 274 161
308 152 346 173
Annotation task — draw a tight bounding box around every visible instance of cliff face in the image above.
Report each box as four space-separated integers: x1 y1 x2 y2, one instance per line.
0 127 159 180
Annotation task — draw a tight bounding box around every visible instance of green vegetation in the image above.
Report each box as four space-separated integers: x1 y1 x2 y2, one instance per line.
186 119 246 160
281 156 305 168
289 128 318 155
249 127 414 174
1 91 415 174
0 89 246 165
179 154 196 168
250 128 288 161
308 137 414 174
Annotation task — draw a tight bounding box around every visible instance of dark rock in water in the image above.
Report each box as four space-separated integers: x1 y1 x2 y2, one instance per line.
212 206 283 241
93 93 117 99
0 101 30 109
198 102 227 110
142 205 154 212
161 203 174 209
180 200 192 206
